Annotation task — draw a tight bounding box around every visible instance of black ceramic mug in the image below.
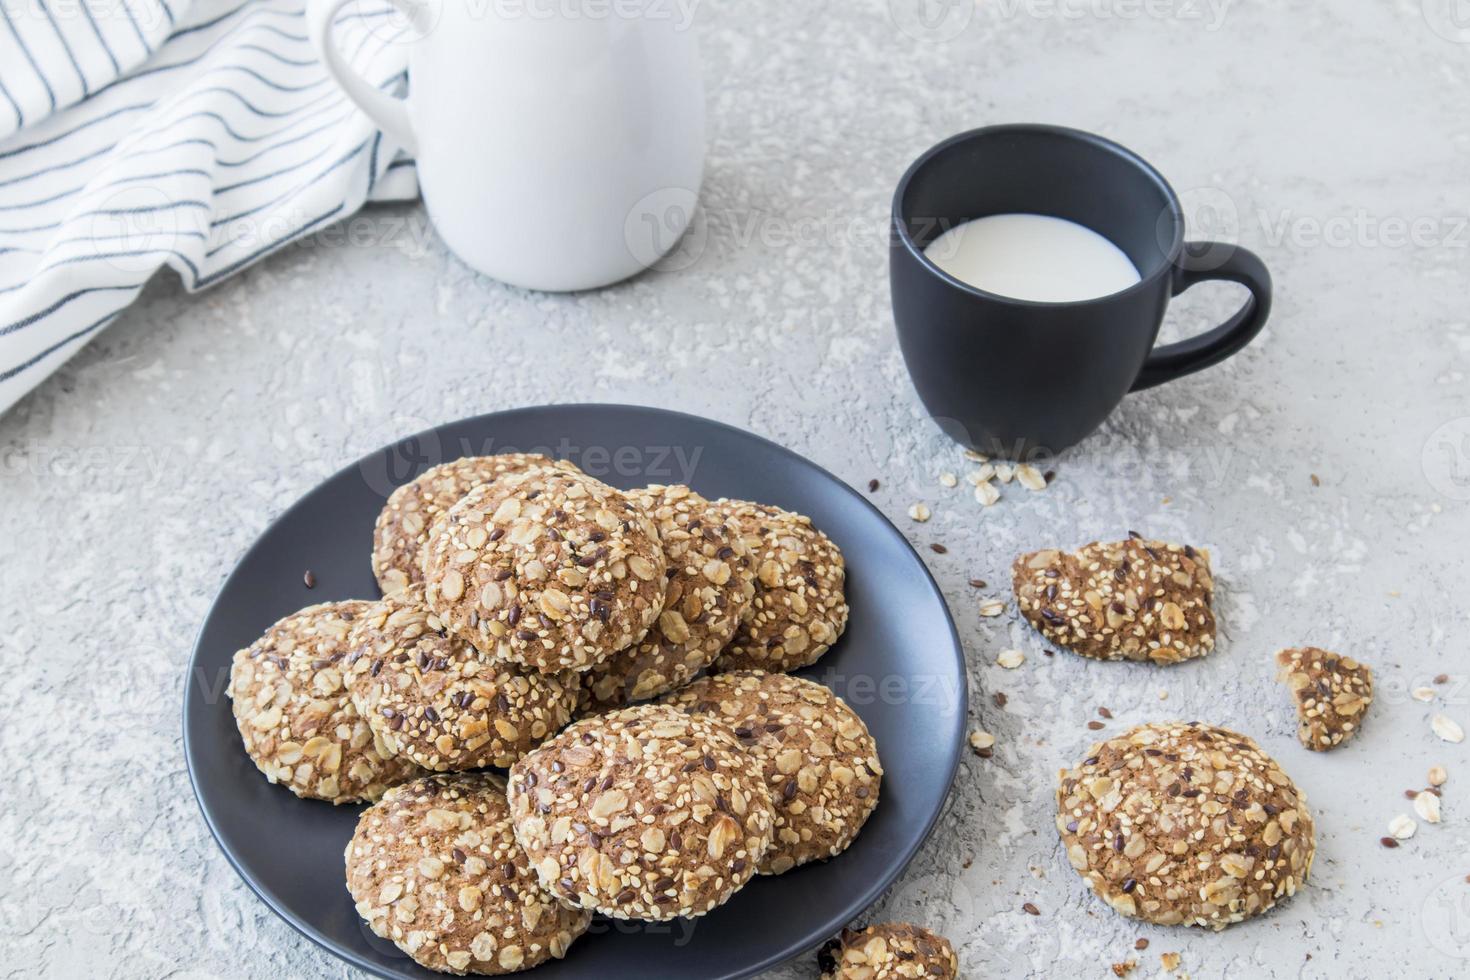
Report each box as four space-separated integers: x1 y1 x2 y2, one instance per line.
890 124 1271 457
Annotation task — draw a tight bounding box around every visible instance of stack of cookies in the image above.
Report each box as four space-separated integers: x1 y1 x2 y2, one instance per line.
226 453 881 975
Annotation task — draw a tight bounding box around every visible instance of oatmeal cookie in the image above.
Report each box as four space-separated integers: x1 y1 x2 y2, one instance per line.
817 922 958 979
371 454 579 596
664 671 881 874
1274 647 1373 751
423 469 666 674
580 486 755 710
1013 534 1215 664
507 703 775 920
1056 721 1315 929
228 601 420 803
345 772 591 974
345 587 578 771
712 500 848 673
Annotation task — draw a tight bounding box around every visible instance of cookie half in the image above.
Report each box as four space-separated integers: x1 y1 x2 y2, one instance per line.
1056 721 1315 929
817 922 959 979
345 587 578 771
664 670 881 874
508 703 775 920
1013 535 1215 664
713 500 848 673
1274 647 1373 751
371 454 578 596
228 601 420 803
345 772 591 974
580 486 755 710
423 469 666 674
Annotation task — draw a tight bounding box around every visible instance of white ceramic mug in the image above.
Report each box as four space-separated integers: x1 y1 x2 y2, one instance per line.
309 0 705 292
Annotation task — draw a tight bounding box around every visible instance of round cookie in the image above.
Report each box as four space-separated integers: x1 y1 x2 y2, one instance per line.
423 469 667 675
507 703 775 920
345 587 578 771
712 500 848 673
228 601 420 803
371 454 578 596
664 670 881 874
579 485 756 710
345 772 591 974
1056 721 1315 929
817 923 959 979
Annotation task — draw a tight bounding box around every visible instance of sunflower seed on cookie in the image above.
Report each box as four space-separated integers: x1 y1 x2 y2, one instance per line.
422 469 666 675
1013 535 1215 664
227 601 422 803
712 500 848 673
580 486 756 711
371 454 580 596
1274 647 1373 751
344 586 578 771
345 772 591 974
508 703 775 921
663 671 882 875
1056 721 1315 930
816 922 959 979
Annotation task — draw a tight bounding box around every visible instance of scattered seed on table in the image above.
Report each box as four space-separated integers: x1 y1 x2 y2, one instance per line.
1310 473 1321 486
939 472 958 488
1389 814 1417 839
1433 714 1465 743
1430 765 1448 786
997 649 1025 669
1380 836 1399 849
1087 720 1105 731
930 543 948 554
974 481 1000 506
907 502 931 522
303 570 316 589
1098 706 1113 719
1414 687 1436 702
1436 673 1451 684
994 463 1014 484
993 692 1007 708
1044 470 1057 484
1134 939 1149 951
964 449 988 462
868 478 879 492
1022 902 1040 916
1016 464 1047 491
1415 791 1442 824
979 600 1005 617
969 578 988 589
968 730 995 754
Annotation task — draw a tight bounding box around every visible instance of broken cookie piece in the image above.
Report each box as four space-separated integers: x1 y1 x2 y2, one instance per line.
1275 647 1373 751
1013 534 1215 665
817 922 958 979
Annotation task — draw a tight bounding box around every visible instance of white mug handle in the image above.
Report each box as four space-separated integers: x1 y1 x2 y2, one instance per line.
307 0 423 155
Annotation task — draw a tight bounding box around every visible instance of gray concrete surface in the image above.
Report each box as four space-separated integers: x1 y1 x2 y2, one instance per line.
4 0 1470 976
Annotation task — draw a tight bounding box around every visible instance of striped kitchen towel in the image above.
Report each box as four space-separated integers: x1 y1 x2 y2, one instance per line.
0 0 418 415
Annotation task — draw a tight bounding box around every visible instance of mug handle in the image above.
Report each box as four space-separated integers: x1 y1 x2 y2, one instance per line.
307 0 422 154
1130 243 1272 391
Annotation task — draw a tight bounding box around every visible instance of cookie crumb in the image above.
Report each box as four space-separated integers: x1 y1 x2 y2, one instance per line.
1111 960 1136 977
1161 952 1182 972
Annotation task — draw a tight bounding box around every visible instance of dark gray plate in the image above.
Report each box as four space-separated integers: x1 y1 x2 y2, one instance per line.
184 404 966 979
